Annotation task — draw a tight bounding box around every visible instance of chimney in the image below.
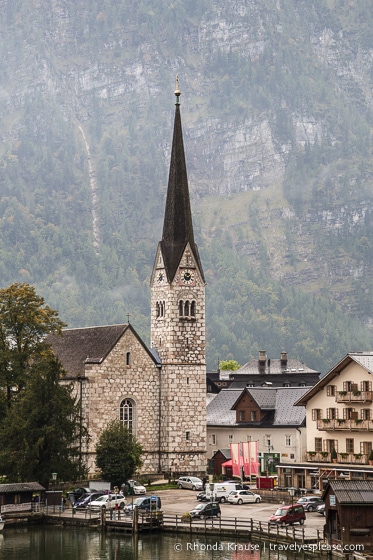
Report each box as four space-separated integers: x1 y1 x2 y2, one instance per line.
259 350 267 364
258 350 267 373
280 351 288 367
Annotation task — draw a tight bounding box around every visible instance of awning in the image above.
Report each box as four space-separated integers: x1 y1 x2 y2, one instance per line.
222 460 232 467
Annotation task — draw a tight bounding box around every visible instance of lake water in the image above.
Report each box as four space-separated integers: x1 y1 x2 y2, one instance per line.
0 525 316 560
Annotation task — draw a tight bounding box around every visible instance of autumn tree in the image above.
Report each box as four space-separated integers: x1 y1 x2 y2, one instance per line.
0 283 66 409
96 420 143 488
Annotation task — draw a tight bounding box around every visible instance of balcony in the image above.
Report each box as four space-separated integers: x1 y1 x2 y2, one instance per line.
335 391 373 403
317 418 373 431
306 451 369 464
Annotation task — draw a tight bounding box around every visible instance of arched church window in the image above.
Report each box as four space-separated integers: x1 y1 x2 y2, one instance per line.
156 301 165 318
184 300 190 316
178 300 197 318
120 398 135 433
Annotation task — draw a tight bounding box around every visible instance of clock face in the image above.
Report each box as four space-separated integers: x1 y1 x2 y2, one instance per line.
157 271 164 284
181 269 195 285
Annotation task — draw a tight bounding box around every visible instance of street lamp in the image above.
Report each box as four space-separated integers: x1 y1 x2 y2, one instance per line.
52 472 57 513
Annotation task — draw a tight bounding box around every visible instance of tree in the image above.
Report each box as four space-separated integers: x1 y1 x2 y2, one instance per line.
0 350 85 486
219 360 241 371
0 283 66 409
95 420 143 487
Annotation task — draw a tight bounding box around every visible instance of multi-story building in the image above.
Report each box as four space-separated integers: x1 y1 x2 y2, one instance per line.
291 352 373 489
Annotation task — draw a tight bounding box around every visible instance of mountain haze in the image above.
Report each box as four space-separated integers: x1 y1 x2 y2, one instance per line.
0 0 372 374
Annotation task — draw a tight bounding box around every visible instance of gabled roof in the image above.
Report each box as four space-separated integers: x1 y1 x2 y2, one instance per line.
207 389 242 426
232 387 276 410
212 448 231 460
295 352 373 406
207 386 309 427
0 482 45 493
324 480 373 504
235 358 318 376
47 324 160 378
273 387 309 425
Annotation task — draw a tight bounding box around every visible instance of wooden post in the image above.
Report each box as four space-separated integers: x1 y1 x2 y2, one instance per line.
100 506 106 532
133 506 138 534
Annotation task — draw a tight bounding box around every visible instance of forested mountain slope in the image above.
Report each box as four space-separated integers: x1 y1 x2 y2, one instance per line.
0 0 372 374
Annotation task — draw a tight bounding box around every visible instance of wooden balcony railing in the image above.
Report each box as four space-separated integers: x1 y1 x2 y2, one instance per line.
335 391 372 403
306 452 368 464
316 419 373 431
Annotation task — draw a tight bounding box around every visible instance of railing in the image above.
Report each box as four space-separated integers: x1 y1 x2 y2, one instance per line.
316 419 373 431
335 391 372 403
306 452 368 464
162 514 324 543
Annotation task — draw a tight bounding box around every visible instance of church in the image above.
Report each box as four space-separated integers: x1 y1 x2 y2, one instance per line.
48 82 207 479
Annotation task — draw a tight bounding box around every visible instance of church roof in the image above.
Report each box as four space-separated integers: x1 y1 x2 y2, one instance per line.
160 83 204 282
47 324 159 378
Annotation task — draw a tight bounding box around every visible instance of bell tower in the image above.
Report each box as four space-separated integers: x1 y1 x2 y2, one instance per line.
150 78 206 476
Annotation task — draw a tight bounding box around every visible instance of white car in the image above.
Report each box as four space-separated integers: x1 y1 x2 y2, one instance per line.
87 493 126 511
128 480 146 495
227 490 262 505
177 476 204 490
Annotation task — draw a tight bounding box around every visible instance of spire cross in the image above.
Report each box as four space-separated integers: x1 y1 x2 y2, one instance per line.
175 75 181 105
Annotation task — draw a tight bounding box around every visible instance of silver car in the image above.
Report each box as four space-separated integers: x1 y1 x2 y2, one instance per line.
177 476 203 490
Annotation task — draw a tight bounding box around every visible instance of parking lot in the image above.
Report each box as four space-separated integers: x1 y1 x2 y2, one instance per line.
140 488 325 530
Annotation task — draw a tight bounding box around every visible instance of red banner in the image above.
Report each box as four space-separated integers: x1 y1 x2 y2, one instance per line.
242 441 259 476
230 443 242 477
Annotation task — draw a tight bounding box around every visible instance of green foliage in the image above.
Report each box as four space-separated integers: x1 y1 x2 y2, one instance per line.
0 283 66 409
95 420 143 488
0 351 84 486
219 360 241 371
0 0 371 378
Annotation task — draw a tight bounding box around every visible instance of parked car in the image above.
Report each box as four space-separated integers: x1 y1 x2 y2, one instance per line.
87 493 126 511
316 503 325 516
67 487 98 505
75 492 105 509
177 476 203 490
227 490 262 505
296 496 324 511
124 496 162 515
127 480 146 495
269 504 306 526
189 502 221 519
196 492 208 501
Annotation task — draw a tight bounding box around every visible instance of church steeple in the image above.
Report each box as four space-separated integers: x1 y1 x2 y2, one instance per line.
150 80 206 476
160 77 204 283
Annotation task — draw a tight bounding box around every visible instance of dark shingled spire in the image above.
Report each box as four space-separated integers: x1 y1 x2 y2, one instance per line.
160 78 204 282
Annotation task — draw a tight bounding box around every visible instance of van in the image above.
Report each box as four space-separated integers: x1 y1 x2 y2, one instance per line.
205 482 243 503
268 504 306 526
124 495 161 515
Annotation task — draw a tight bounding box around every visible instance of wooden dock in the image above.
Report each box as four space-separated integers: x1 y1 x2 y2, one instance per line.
40 509 325 545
